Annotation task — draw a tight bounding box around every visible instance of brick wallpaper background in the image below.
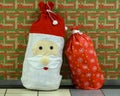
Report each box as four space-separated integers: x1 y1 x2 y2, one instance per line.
0 0 120 80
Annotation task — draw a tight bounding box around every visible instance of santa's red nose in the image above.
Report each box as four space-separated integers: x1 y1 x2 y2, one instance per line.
43 67 48 70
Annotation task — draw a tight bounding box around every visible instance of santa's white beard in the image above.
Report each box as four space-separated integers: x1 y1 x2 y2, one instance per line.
27 55 62 69
21 55 62 90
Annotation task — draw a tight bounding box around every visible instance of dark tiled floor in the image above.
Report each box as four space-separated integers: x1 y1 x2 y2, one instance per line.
70 89 104 96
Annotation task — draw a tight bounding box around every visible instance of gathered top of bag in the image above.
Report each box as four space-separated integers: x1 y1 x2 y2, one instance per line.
39 2 58 25
30 1 65 38
71 26 83 34
39 2 54 13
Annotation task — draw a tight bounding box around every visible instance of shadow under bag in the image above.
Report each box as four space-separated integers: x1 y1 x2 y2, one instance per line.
65 26 104 90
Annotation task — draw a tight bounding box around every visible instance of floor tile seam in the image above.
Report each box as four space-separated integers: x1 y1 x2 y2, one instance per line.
101 89 105 96
37 91 39 96
38 89 71 96
68 89 72 96
4 89 7 96
69 89 73 96
6 89 38 94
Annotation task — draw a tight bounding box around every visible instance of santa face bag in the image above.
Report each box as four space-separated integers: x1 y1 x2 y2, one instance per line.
21 2 65 90
65 26 104 90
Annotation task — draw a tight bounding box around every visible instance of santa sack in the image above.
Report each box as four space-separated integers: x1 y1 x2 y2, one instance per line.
65 26 104 90
21 1 65 90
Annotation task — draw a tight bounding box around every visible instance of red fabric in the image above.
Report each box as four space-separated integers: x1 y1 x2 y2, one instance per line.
30 2 65 38
65 29 104 90
38 2 54 13
71 26 79 30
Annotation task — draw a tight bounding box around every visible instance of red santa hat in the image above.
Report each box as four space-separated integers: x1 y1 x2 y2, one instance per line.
30 1 65 38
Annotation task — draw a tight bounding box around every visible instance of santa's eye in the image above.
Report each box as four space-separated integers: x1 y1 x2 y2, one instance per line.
39 46 43 50
50 46 53 50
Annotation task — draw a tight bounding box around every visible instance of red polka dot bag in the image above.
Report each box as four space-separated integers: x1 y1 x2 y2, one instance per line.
65 26 104 90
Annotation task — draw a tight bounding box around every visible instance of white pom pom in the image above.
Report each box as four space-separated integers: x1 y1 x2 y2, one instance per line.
53 20 58 25
65 26 68 30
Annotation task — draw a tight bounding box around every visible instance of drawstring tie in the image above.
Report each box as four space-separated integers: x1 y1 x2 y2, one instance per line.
46 3 58 25
46 9 58 25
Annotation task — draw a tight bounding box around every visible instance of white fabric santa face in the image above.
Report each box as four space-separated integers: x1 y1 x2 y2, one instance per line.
21 1 65 90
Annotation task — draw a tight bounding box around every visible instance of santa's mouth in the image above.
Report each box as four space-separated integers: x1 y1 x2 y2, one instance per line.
43 67 48 70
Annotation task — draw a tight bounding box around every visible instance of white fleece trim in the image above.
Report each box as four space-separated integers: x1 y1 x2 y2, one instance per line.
72 30 83 34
